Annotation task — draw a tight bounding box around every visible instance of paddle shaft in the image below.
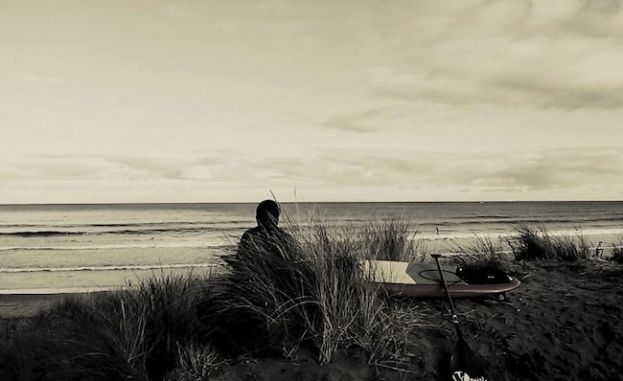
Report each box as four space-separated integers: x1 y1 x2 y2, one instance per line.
431 254 464 341
431 254 489 380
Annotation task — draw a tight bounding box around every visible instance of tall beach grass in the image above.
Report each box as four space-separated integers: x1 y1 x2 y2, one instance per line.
203 219 427 365
0 219 428 381
360 218 425 262
0 272 213 381
507 225 593 261
3 218 614 380
610 241 623 263
453 234 509 272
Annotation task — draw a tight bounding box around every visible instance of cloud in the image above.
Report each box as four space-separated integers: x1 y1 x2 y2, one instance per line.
481 148 623 190
0 155 219 183
2 147 622 201
21 75 64 84
322 107 387 132
0 157 107 182
101 156 191 181
366 0 623 109
264 147 621 194
256 147 623 193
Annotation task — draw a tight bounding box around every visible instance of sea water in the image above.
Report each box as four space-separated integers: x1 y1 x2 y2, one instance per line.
1 202 622 294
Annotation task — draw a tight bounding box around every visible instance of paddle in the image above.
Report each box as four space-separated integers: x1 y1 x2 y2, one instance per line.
431 254 489 381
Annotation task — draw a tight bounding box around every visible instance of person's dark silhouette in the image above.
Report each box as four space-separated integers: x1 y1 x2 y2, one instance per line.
207 200 302 354
201 200 296 354
236 200 295 260
596 241 604 259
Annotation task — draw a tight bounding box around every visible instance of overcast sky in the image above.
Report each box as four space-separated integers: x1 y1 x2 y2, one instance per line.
2 0 623 203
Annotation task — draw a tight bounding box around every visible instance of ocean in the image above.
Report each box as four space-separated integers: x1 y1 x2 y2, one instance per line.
1 202 622 294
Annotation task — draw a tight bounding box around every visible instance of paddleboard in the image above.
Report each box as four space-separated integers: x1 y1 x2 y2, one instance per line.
362 260 520 298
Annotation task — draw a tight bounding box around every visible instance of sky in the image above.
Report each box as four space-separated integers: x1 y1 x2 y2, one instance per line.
1 0 623 203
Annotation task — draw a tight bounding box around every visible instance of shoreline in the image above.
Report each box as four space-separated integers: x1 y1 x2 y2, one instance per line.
0 292 108 319
0 293 72 319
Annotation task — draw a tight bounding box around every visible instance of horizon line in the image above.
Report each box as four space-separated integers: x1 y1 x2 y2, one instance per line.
1 199 622 206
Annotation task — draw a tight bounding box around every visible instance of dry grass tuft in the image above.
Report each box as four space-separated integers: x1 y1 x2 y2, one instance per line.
610 241 623 264
507 225 592 261
453 234 509 272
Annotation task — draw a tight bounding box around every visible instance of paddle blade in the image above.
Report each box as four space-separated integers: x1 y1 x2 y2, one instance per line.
450 337 488 381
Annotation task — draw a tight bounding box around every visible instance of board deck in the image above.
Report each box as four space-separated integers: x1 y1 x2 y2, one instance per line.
362 260 521 298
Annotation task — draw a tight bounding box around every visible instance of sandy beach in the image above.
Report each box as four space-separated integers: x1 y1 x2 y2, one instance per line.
0 293 71 347
0 292 105 346
443 260 623 380
178 260 623 380
2 259 622 381
0 293 72 319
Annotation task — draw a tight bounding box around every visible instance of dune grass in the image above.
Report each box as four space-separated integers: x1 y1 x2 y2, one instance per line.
284 217 425 262
203 220 426 365
610 242 623 264
507 225 593 261
452 234 509 272
3 218 606 380
0 219 427 381
0 273 213 381
359 218 425 262
165 344 223 381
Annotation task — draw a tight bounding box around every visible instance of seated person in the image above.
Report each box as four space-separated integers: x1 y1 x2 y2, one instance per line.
233 200 298 267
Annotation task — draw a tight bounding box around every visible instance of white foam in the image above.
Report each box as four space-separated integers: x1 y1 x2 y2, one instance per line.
416 227 623 241
0 242 234 252
0 287 116 295
0 263 217 273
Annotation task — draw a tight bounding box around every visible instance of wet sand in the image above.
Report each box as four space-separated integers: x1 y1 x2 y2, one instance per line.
0 293 72 319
